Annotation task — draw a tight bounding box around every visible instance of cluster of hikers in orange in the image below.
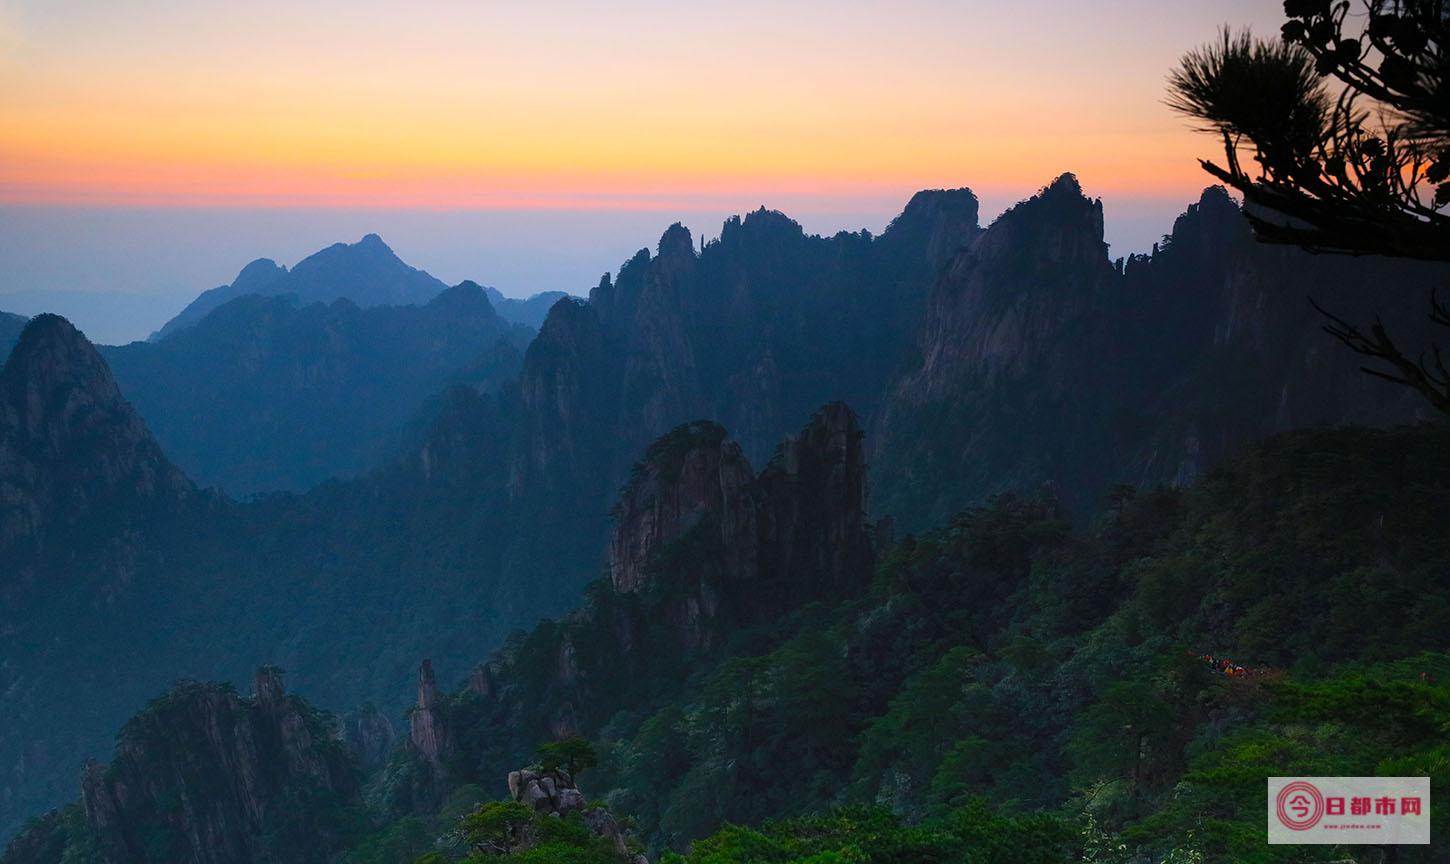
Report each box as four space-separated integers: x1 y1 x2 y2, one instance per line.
1198 652 1265 679
1195 651 1440 685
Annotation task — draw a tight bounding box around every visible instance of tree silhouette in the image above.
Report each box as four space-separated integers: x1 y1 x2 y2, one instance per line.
538 736 598 778
1170 3 1450 414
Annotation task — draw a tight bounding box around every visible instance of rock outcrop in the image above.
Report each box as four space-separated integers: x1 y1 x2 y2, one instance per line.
0 315 192 558
429 403 875 784
340 703 396 774
507 767 587 815
408 660 451 767
499 766 646 863
872 176 1446 526
756 401 873 603
510 189 978 509
608 421 756 594
78 668 358 864
605 403 870 645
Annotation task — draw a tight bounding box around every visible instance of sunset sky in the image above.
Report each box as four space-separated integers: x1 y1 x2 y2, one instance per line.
0 0 1284 343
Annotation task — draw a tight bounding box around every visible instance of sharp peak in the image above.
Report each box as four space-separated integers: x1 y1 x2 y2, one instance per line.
1047 172 1084 195
991 171 1103 223
657 222 696 258
312 233 395 256
13 313 92 354
1195 184 1240 212
2 314 116 399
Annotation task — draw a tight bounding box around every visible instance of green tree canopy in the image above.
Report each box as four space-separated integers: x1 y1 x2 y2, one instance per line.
538 737 599 778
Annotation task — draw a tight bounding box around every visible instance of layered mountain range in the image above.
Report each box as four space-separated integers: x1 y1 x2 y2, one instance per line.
10 395 1450 863
1 175 1446 850
150 233 567 341
105 282 531 494
106 236 552 494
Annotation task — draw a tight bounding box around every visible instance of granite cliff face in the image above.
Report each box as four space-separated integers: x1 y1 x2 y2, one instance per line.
872 176 1445 526
607 421 757 595
511 190 978 507
408 660 450 767
0 315 192 561
340 703 395 774
79 668 358 864
755 401 873 606
396 403 875 802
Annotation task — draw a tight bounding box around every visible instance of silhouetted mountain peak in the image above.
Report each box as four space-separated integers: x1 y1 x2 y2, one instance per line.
232 258 288 292
975 173 1106 264
2 315 117 417
893 188 980 230
294 233 403 271
1048 171 1084 196
657 222 695 260
738 206 803 236
533 295 596 345
1162 186 1252 258
1196 184 1237 211
0 315 191 550
153 235 448 341
882 187 983 264
432 281 494 313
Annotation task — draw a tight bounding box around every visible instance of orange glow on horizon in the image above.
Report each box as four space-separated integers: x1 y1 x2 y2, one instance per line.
0 0 1283 214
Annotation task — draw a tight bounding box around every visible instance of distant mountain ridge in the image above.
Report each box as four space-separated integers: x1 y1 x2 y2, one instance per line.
151 235 573 342
483 285 571 329
106 282 532 494
149 234 448 341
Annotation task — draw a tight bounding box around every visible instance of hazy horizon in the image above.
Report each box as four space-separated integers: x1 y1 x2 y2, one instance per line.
0 0 1284 343
1 186 1202 345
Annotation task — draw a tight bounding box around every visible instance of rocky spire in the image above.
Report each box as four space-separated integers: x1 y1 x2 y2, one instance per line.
757 402 873 601
253 665 287 708
467 661 496 697
607 421 757 594
408 659 450 766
